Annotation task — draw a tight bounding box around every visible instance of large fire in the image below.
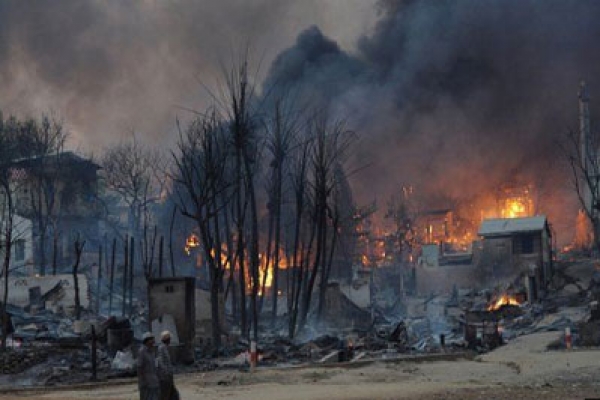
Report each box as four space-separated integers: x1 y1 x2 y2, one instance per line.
185 232 288 295
501 198 529 219
258 247 288 295
487 293 521 311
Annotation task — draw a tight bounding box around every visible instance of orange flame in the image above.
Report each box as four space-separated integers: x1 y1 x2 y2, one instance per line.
487 294 521 311
184 234 200 255
503 199 527 218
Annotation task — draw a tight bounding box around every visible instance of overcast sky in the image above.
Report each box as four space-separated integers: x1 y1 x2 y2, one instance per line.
2 1 600 243
0 0 378 149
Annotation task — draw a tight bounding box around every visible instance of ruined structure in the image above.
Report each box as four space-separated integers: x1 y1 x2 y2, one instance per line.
477 216 553 300
148 277 196 363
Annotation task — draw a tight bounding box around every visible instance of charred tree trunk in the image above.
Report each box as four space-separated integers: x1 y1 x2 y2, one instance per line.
158 236 164 278
52 230 58 275
96 245 103 314
169 205 177 277
109 238 116 316
244 153 261 342
122 236 128 317
129 237 135 317
73 236 86 320
1 194 13 352
260 204 274 312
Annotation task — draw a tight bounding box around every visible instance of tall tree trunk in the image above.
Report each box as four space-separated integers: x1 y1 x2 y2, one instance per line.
1 193 13 352
169 206 177 277
243 153 260 343
158 236 164 278
122 236 128 317
73 237 86 320
271 168 282 324
96 245 103 314
235 150 248 338
109 238 116 316
260 205 274 312
52 229 58 275
129 237 135 317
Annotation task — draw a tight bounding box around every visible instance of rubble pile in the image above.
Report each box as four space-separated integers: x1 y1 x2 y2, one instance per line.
0 348 48 374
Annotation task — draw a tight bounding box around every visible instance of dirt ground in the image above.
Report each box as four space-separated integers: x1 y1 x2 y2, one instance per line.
1 332 599 400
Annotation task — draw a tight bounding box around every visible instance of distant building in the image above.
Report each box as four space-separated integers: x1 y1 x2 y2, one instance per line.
477 216 553 300
0 215 34 272
7 151 101 271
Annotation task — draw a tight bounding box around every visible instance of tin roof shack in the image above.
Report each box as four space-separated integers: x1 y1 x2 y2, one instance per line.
148 277 195 363
477 216 552 300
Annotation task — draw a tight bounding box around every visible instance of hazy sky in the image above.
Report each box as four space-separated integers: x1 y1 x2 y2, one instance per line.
2 1 600 243
0 0 378 149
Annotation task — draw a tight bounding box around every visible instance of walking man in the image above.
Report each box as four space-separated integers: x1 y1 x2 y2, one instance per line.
157 330 179 400
138 332 160 400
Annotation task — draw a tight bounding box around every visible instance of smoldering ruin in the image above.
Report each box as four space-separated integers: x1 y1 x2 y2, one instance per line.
1 0 600 397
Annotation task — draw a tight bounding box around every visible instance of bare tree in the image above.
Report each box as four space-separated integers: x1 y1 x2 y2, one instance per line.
296 114 355 332
101 134 168 240
173 111 230 350
263 98 300 324
562 127 600 253
20 116 68 276
0 113 52 349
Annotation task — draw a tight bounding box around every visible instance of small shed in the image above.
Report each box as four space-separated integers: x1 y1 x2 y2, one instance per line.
477 216 552 299
148 277 195 363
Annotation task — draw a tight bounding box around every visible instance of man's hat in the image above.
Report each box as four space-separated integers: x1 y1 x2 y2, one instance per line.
161 330 171 341
142 332 155 343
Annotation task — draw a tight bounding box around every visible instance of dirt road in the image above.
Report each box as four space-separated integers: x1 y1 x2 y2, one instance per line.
1 332 599 400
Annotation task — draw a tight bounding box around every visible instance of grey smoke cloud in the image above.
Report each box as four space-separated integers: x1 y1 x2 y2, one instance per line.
0 0 377 149
1 0 598 243
262 0 600 243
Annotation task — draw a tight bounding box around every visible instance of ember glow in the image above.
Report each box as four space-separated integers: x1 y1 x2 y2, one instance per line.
258 247 289 295
487 294 521 311
497 185 534 219
184 233 200 255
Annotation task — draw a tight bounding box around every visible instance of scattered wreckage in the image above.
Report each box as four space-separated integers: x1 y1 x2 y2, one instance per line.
0 257 599 389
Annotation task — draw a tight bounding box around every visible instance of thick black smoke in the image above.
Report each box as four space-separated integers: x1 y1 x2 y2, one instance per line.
263 0 600 243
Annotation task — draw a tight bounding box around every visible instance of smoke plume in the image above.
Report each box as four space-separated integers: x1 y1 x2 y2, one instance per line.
263 0 600 243
2 0 599 243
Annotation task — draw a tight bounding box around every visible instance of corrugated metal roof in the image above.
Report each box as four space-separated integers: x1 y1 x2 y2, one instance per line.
478 216 547 237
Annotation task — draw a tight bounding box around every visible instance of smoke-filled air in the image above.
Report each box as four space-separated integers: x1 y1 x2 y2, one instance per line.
2 0 600 241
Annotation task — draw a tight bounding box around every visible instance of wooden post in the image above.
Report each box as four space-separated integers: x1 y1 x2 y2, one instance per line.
91 325 97 381
129 237 135 317
158 236 164 278
122 236 128 317
108 238 116 316
96 245 103 315
169 205 177 277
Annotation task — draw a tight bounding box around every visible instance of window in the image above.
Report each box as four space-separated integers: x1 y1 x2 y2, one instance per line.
165 285 175 293
14 239 25 261
513 234 534 255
